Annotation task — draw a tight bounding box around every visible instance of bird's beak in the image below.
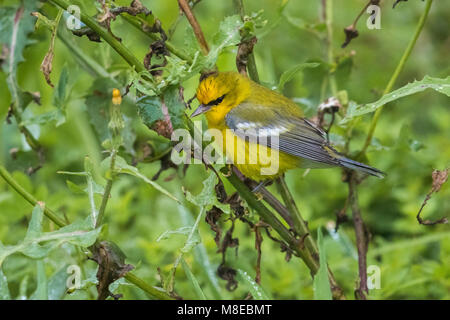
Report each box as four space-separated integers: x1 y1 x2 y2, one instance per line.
190 104 211 118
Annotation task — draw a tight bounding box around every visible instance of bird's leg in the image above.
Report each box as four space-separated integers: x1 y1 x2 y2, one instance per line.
251 180 272 193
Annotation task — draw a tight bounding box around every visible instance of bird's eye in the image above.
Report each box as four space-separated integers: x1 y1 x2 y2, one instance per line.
208 94 226 106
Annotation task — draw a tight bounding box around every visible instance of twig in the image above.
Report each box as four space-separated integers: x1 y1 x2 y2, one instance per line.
348 173 369 299
416 168 449 226
359 0 433 157
177 0 209 54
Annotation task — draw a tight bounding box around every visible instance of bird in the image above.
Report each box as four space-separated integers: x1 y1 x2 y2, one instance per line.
191 71 384 182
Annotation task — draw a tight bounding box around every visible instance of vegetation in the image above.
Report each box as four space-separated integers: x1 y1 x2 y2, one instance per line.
0 0 449 300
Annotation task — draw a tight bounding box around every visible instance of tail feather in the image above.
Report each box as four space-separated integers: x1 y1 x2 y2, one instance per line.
338 157 385 178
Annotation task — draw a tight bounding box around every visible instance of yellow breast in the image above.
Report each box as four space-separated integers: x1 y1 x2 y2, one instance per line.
205 115 299 181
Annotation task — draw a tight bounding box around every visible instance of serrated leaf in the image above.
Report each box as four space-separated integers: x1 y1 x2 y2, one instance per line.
21 109 65 127
163 85 186 130
185 172 230 213
0 205 102 266
205 15 243 69
1 2 39 119
103 155 180 203
136 95 164 128
278 62 320 92
313 228 332 300
156 226 192 242
341 76 450 124
0 2 37 74
236 269 269 300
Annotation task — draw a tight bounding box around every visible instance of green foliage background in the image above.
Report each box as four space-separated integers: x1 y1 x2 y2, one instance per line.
0 0 449 300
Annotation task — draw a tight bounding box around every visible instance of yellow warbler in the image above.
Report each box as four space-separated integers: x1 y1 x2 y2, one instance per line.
191 72 384 181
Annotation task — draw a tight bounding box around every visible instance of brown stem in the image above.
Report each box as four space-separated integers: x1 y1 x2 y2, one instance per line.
177 0 209 54
348 174 369 299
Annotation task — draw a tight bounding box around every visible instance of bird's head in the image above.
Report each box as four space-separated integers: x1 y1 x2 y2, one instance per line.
191 72 251 118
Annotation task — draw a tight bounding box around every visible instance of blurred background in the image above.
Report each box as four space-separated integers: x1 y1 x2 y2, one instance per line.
0 0 449 299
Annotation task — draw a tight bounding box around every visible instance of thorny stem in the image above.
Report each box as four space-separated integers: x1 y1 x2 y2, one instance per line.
178 0 209 55
359 0 433 157
0 164 173 300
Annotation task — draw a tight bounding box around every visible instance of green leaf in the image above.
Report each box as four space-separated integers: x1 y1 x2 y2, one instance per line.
137 85 187 133
103 155 180 203
205 15 243 68
21 110 65 127
48 265 69 300
178 205 222 299
1 2 39 117
53 66 69 110
341 76 450 124
0 204 102 266
84 157 102 228
0 267 11 300
181 258 207 300
136 95 164 129
162 85 187 130
185 172 229 213
236 269 269 300
0 2 37 74
278 62 320 92
156 226 193 242
85 78 136 153
313 228 332 300
30 260 48 300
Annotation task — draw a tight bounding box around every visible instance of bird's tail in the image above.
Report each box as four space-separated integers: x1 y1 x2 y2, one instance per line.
337 156 385 178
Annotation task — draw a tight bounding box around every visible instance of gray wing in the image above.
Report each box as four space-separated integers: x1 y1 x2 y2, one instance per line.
225 103 341 167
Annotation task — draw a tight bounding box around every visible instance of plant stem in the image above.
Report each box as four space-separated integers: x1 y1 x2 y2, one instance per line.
50 0 146 73
119 14 193 64
123 273 173 300
233 0 260 83
0 165 66 227
226 172 319 273
178 0 209 54
348 174 368 299
96 150 117 228
277 177 319 256
359 0 433 156
325 0 338 96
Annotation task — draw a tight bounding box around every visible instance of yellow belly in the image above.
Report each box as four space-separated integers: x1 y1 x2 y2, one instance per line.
217 127 299 181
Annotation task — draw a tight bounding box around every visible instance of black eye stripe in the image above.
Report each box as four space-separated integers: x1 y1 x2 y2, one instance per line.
207 94 226 106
